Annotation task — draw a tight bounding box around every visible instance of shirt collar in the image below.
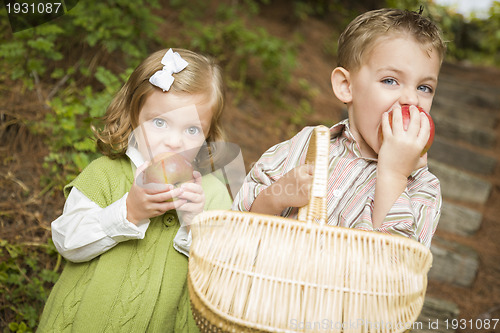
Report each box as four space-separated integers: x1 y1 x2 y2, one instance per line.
126 146 146 169
329 119 377 162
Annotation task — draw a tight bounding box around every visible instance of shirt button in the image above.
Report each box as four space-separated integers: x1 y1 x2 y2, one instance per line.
163 213 177 227
333 189 342 198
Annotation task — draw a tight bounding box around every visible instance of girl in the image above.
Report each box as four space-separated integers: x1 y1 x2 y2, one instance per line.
38 49 231 332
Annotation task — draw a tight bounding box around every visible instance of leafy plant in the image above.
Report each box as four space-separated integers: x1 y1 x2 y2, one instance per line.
0 240 62 332
292 0 349 20
0 24 64 89
290 79 318 126
1 0 163 190
176 2 297 100
475 2 500 65
30 67 131 189
386 0 500 66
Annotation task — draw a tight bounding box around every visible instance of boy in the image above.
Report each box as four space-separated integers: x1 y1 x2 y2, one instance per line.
232 8 445 248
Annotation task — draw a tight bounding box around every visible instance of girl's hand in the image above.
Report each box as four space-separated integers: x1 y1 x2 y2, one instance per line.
126 163 185 224
175 171 205 227
378 105 430 180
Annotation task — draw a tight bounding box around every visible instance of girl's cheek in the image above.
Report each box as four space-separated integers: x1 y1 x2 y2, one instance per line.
187 136 206 149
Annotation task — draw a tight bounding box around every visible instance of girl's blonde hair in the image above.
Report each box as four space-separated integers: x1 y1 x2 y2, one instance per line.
94 48 225 158
337 8 446 72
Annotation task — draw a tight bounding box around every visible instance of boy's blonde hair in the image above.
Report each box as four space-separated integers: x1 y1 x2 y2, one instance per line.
95 48 225 158
337 8 446 72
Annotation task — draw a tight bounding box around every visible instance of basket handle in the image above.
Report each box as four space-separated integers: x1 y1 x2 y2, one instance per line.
297 125 330 224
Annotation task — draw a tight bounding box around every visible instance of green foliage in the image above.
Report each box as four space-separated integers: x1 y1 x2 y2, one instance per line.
67 0 161 58
0 0 162 190
0 240 62 332
0 24 64 89
1 0 161 86
176 2 297 99
30 67 130 189
292 0 348 20
386 0 500 66
476 2 500 65
290 79 318 126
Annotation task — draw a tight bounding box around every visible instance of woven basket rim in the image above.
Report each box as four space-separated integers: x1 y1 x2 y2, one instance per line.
192 209 432 254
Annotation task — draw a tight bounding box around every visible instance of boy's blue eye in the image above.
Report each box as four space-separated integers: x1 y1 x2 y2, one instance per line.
152 118 166 128
382 78 397 85
186 126 201 135
418 85 433 94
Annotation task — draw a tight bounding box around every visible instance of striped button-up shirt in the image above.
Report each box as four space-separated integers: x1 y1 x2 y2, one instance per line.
232 119 441 248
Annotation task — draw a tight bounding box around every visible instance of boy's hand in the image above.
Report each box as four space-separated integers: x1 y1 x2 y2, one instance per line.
373 106 430 229
378 105 430 179
276 164 314 208
126 163 185 224
175 171 205 227
250 164 313 214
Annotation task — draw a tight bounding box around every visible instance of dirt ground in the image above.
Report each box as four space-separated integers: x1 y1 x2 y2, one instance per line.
1 0 499 330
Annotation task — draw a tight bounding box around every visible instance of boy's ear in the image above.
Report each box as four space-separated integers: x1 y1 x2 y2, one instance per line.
331 67 352 104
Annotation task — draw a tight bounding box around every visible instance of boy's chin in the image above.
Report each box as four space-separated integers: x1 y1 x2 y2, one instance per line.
360 138 379 157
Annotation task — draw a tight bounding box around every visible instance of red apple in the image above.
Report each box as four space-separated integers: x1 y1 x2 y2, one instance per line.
143 152 194 186
378 105 435 156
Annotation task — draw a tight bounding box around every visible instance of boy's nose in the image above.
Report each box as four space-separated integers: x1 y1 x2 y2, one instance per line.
399 88 419 106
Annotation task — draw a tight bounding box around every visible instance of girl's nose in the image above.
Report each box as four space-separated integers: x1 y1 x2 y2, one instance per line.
164 132 183 151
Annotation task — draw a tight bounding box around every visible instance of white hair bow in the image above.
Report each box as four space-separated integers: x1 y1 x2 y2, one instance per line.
149 49 188 92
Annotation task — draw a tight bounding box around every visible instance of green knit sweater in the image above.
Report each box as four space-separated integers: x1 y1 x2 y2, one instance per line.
38 156 231 333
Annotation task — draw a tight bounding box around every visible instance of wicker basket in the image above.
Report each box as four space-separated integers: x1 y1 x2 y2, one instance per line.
188 126 433 333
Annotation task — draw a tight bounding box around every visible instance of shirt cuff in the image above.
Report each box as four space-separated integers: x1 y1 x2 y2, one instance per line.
173 226 192 257
99 193 149 241
375 190 416 238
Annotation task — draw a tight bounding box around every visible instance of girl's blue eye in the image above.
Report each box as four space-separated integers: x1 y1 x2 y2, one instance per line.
382 78 397 85
186 126 201 135
418 85 433 94
152 118 166 128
